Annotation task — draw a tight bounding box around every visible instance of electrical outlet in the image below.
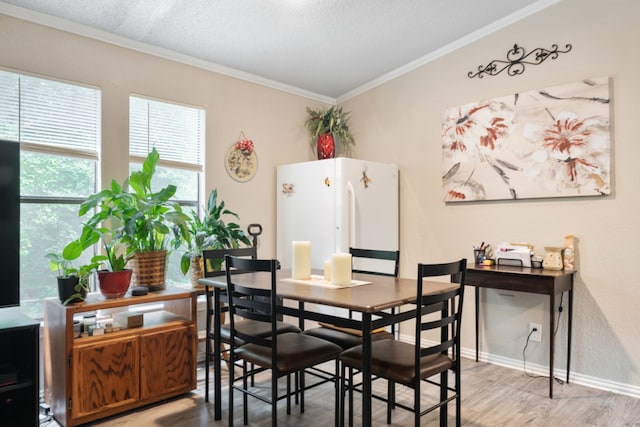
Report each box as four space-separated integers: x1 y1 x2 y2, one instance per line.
529 322 542 342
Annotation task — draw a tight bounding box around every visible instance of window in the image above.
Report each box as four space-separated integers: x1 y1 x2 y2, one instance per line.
129 95 205 286
0 69 101 318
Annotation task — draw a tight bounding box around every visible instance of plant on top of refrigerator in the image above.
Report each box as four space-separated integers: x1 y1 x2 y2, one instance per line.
305 106 355 159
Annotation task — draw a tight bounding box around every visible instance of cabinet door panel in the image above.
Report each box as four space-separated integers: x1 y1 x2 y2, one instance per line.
140 325 196 400
72 336 139 419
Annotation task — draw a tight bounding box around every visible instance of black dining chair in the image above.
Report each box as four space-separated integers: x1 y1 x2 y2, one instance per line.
202 247 300 403
225 255 343 427
339 259 466 426
303 248 400 349
302 248 399 424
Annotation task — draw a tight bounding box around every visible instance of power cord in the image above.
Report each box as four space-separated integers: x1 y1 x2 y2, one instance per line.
522 327 543 378
523 292 567 383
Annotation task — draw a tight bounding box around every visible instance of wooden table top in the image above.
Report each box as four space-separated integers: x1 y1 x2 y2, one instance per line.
198 269 459 314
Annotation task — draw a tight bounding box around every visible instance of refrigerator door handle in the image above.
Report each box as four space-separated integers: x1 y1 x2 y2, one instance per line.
347 181 356 248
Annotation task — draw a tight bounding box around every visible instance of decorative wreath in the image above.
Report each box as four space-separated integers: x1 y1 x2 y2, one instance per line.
225 131 257 182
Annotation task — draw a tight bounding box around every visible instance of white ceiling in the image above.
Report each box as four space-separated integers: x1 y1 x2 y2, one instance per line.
0 0 559 101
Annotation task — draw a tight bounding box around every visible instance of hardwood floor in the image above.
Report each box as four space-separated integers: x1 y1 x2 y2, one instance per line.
44 357 640 426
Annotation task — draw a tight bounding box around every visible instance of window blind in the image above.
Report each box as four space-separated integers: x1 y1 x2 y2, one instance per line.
0 69 100 158
130 95 204 171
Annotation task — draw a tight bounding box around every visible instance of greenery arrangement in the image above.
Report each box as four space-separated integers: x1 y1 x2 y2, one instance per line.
174 188 251 276
45 243 100 304
305 105 355 157
72 148 188 272
46 148 253 299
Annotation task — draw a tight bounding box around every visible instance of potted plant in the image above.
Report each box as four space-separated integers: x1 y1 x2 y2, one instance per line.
174 189 251 287
305 105 355 159
122 149 188 290
77 148 188 293
46 241 100 305
63 220 134 299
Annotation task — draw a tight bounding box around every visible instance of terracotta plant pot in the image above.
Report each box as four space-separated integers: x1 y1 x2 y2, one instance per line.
190 256 204 288
97 269 133 299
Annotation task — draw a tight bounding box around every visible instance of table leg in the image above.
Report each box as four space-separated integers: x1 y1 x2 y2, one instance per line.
204 287 211 404
361 313 372 427
214 287 222 420
475 285 479 362
549 292 555 399
567 288 573 384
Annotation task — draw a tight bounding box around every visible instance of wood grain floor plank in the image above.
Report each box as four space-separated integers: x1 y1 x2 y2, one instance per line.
44 358 640 426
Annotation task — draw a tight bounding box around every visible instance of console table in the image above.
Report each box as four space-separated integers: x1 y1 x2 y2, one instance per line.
465 265 575 398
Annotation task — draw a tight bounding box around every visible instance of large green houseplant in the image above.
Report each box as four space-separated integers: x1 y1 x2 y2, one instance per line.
305 105 355 159
174 189 251 287
77 148 188 293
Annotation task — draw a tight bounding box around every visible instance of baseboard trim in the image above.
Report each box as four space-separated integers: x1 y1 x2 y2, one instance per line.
399 334 640 399
458 346 640 399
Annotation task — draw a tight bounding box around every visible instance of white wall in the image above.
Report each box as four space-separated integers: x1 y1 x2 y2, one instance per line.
342 0 640 395
2 0 640 397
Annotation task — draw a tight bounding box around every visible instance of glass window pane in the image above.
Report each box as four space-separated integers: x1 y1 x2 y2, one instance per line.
129 96 204 168
1 70 102 318
129 163 199 202
21 151 96 197
20 203 95 319
20 75 100 153
164 249 187 287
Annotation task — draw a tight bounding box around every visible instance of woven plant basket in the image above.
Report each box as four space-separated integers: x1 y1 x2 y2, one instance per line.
189 256 204 288
131 250 167 291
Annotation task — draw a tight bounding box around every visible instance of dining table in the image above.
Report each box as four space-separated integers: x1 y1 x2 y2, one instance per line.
199 269 460 427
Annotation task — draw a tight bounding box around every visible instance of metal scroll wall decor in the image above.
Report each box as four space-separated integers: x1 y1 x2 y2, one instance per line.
468 43 572 79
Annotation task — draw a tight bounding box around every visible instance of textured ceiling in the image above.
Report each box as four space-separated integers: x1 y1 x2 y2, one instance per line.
0 0 557 101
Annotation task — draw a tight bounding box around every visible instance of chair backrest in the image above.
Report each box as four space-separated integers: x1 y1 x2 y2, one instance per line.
349 247 400 277
415 259 466 367
202 246 257 278
225 255 279 352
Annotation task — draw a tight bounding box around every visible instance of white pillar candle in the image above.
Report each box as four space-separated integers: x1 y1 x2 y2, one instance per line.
291 241 311 280
324 260 332 281
331 253 352 286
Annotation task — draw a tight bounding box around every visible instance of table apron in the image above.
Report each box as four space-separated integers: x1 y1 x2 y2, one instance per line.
280 302 415 330
465 273 572 295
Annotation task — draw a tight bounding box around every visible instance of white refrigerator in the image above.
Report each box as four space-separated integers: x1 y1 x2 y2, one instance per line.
276 157 399 274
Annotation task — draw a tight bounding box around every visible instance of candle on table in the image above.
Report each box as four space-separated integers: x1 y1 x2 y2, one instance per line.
324 260 331 281
331 253 352 286
291 241 311 280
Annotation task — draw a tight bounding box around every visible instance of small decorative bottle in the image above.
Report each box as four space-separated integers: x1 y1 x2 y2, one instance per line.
563 234 575 272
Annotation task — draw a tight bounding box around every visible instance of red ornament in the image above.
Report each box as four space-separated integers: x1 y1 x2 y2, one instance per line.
317 132 335 159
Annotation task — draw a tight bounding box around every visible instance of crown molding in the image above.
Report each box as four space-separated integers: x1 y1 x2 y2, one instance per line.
0 2 335 104
1 0 561 105
337 0 563 103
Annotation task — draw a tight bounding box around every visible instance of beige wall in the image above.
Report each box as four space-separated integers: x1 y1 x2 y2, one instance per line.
343 0 640 393
2 0 639 395
0 13 325 258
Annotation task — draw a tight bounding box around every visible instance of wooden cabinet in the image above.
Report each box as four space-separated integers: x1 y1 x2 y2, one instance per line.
43 289 197 427
0 308 39 427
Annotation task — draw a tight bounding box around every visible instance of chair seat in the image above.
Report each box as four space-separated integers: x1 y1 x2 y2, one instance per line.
216 320 300 344
303 326 393 350
340 340 454 386
236 332 342 373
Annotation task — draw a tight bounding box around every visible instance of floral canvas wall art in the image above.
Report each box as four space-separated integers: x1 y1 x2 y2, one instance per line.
442 77 611 202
